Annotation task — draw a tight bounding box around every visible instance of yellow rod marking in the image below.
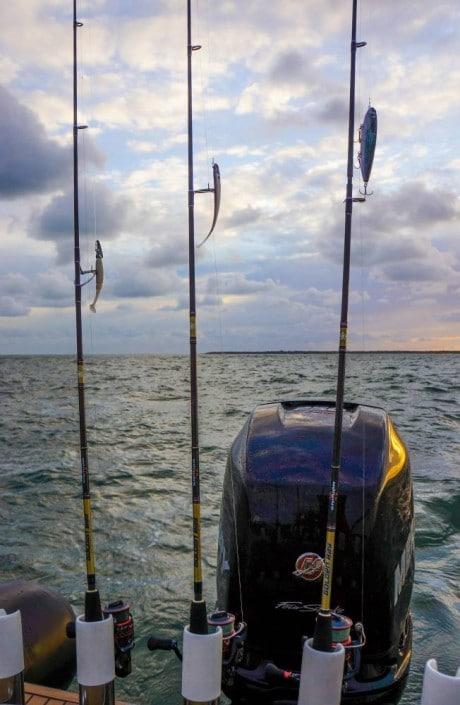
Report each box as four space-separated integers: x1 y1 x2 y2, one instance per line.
83 497 96 575
192 502 202 583
190 314 196 338
321 529 336 610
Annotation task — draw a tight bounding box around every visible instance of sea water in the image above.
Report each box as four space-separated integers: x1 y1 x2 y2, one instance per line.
0 353 458 704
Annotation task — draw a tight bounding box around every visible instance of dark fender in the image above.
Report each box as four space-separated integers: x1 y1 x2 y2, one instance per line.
0 581 76 689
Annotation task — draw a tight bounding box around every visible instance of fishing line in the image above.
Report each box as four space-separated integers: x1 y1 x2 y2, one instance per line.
203 0 217 183
194 0 210 190
209 231 243 623
229 455 245 624
357 0 363 126
72 0 102 623
356 0 367 633
84 14 103 483
211 237 225 353
358 166 367 629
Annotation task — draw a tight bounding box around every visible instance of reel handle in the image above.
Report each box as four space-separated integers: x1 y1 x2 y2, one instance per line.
147 636 182 661
265 662 299 684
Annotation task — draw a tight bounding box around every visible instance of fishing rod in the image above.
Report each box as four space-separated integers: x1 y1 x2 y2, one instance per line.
72 0 102 625
174 2 225 702
72 4 135 702
313 0 371 652
147 9 221 698
186 0 204 632
186 0 221 635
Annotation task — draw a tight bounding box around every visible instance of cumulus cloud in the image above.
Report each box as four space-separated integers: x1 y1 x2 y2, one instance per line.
112 266 182 299
208 272 277 297
319 182 460 269
270 50 313 85
0 0 459 350
225 206 262 229
145 235 188 270
0 296 30 317
0 86 70 198
0 269 75 317
0 273 29 295
0 86 104 200
32 182 132 263
317 97 348 124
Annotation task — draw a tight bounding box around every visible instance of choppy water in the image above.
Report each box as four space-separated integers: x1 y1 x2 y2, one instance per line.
0 353 458 704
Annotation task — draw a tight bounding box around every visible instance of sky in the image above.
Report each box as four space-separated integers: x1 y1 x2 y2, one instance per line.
0 0 459 354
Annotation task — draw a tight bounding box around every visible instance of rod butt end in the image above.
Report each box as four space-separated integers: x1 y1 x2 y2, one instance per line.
85 589 102 622
189 600 208 635
312 610 333 652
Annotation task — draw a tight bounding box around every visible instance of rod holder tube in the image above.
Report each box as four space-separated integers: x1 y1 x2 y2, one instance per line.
297 638 345 705
421 659 460 705
76 615 115 705
0 610 25 705
181 626 222 703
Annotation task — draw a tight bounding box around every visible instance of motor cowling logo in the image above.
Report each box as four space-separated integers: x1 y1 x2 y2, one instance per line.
293 552 324 581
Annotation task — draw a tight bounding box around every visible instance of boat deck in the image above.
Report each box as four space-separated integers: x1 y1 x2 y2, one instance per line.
25 683 129 705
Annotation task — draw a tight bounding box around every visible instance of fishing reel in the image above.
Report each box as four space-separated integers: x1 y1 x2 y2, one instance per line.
147 610 246 677
207 611 246 688
263 612 366 688
103 600 135 678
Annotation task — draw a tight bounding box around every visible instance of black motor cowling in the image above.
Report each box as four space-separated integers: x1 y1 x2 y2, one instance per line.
217 401 414 703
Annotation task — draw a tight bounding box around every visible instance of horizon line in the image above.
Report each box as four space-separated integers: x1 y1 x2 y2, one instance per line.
0 349 459 356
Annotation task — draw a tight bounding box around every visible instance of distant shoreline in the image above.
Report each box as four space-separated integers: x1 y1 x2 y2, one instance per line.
205 350 459 355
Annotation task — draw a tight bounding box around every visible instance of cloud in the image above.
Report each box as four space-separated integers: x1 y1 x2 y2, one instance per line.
0 273 29 295
0 0 459 350
146 237 188 269
0 269 74 317
0 86 70 198
112 266 182 299
32 182 132 262
319 182 460 269
225 206 262 229
35 271 73 305
0 296 30 317
270 50 313 84
317 97 348 124
212 272 277 296
0 86 104 200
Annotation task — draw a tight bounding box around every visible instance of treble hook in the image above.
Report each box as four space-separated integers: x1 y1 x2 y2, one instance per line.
359 183 373 197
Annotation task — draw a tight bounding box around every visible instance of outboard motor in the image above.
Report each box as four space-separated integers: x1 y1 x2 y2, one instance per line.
217 401 414 704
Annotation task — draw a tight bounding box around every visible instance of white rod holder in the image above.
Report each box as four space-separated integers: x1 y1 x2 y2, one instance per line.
421 658 460 705
298 638 345 705
181 626 222 704
76 614 115 705
0 609 25 705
